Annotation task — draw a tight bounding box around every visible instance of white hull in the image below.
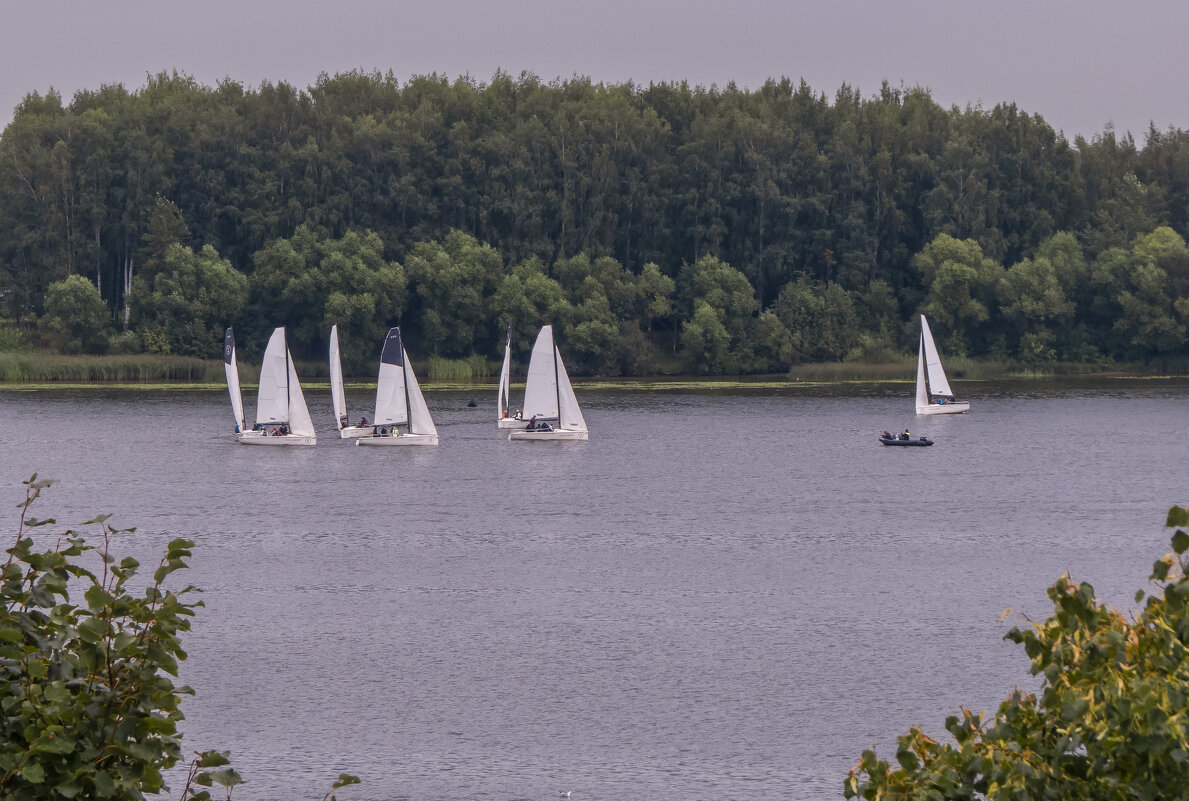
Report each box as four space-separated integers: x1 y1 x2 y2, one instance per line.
497 417 525 429
916 401 970 415
338 425 372 439
238 432 316 446
508 429 588 441
356 433 439 446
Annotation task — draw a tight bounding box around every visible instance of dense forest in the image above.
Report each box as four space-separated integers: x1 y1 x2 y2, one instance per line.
2 70 1189 374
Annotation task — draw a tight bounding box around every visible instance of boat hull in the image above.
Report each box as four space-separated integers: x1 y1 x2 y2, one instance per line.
356 434 438 446
497 418 525 429
238 432 316 446
338 425 372 439
879 436 933 446
508 429 588 441
915 401 970 415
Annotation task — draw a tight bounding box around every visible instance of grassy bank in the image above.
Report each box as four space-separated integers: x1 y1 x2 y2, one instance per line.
0 352 252 383
0 349 1160 389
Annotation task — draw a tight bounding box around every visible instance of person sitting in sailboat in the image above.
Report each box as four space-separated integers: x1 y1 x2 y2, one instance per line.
526 415 537 430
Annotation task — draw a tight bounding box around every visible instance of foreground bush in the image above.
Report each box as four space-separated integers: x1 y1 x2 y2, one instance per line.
0 476 358 800
846 505 1189 799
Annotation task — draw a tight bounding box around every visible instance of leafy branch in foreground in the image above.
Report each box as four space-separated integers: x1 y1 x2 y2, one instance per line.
845 505 1189 800
0 475 358 800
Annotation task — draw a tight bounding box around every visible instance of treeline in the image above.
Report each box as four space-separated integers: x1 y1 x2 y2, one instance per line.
3 70 1189 374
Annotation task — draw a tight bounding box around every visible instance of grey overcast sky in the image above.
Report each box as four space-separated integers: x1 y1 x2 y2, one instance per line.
1 0 1184 142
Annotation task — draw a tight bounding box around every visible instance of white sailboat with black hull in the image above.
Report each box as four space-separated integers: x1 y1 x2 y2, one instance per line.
239 327 317 445
508 325 588 441
357 327 439 446
329 325 371 438
916 314 970 415
497 324 523 429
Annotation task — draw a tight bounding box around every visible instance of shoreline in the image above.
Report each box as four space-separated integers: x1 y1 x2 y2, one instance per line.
1 372 1185 393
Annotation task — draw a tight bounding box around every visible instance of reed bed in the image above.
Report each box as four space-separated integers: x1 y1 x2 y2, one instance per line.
0 353 240 383
426 355 497 382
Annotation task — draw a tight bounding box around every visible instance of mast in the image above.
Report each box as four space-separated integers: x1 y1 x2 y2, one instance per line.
283 327 291 424
399 328 412 434
504 323 512 413
553 337 562 428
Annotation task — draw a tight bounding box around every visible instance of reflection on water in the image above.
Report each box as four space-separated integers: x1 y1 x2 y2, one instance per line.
0 378 1186 800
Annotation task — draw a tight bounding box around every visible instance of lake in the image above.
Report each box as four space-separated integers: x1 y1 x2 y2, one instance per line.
0 378 1185 800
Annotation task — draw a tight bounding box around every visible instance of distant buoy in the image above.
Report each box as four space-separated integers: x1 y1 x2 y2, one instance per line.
466 398 478 408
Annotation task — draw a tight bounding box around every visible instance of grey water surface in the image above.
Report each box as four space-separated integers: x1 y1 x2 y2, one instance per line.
1 378 1185 801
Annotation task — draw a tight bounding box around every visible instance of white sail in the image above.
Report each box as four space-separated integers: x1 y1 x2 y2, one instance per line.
522 325 559 419
329 324 347 429
403 348 437 436
224 327 246 432
285 353 316 436
497 325 512 421
555 346 587 432
915 335 929 409
373 328 408 426
255 328 290 425
920 315 955 397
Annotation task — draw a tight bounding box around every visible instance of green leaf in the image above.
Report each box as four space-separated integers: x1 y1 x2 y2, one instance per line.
1167 506 1189 528
77 617 108 643
333 774 362 789
19 761 45 783
199 768 244 788
195 750 231 768
1173 529 1189 555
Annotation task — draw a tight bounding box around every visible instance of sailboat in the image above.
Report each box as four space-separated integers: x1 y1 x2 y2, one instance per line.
357 327 439 446
496 324 523 429
916 314 970 415
508 325 588 441
329 325 372 438
239 327 317 445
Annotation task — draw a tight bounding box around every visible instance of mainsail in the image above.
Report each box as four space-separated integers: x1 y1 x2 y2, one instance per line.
256 328 290 425
497 324 512 420
920 315 955 397
373 328 408 426
224 327 246 431
329 324 348 429
522 325 559 420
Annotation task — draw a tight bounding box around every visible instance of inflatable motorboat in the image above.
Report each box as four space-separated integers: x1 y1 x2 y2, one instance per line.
879 435 933 446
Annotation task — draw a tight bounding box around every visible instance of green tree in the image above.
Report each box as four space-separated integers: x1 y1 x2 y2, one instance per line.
996 257 1073 363
766 276 861 364
250 225 406 371
41 274 112 354
129 243 248 357
677 255 759 370
403 230 505 358
491 256 572 354
680 300 731 373
1090 227 1189 361
845 504 1189 800
913 234 1004 356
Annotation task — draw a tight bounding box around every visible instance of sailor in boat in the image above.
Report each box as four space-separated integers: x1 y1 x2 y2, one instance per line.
360 416 367 426
900 429 910 441
526 415 537 430
882 430 892 439
539 422 553 431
